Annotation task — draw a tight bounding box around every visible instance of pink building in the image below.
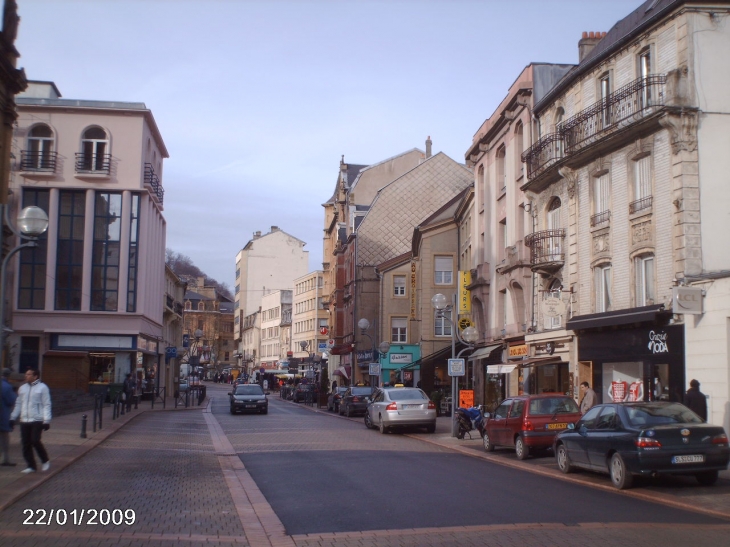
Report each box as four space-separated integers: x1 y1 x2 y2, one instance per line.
7 81 168 394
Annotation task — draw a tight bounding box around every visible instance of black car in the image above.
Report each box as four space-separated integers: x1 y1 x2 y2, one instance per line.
327 387 348 412
292 383 316 403
339 386 376 417
229 384 268 414
553 402 730 489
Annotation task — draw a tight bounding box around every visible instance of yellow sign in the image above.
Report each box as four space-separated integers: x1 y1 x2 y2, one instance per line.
509 344 528 357
458 270 472 314
458 318 474 331
459 389 474 408
410 261 417 320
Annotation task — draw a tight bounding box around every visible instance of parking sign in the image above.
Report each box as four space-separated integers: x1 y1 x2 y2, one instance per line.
448 358 465 376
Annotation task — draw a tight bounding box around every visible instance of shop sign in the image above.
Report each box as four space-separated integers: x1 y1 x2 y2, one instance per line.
672 287 703 315
508 344 527 358
647 330 669 354
459 270 472 314
459 389 474 408
541 296 566 318
410 261 417 319
390 353 413 364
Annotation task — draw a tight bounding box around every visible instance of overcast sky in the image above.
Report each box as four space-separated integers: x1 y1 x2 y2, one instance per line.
15 0 643 290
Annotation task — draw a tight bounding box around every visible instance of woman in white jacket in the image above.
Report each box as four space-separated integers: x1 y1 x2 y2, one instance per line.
10 369 52 474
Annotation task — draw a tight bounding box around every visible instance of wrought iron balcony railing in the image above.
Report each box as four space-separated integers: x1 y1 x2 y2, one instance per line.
590 210 611 227
561 74 666 154
20 150 58 172
629 195 653 214
144 163 165 205
524 229 566 269
521 132 564 180
75 152 111 174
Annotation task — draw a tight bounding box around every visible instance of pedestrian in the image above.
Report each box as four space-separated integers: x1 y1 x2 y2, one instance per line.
1 368 18 466
123 373 136 412
10 369 52 474
684 379 707 421
579 381 597 415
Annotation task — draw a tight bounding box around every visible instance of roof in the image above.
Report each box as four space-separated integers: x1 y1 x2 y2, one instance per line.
241 227 306 250
184 290 214 301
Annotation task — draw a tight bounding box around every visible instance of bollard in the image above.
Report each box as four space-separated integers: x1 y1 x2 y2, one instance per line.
81 414 87 438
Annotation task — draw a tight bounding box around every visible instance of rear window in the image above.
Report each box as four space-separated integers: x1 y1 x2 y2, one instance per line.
625 403 703 427
352 387 373 396
528 397 579 416
235 385 264 395
388 389 427 401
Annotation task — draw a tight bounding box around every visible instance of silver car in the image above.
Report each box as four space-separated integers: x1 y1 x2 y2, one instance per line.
364 387 437 434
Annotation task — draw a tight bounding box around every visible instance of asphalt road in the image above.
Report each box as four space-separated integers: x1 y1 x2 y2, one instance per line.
213 386 725 536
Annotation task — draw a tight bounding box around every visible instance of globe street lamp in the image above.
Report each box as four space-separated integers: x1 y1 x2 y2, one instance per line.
0 206 49 368
431 293 479 437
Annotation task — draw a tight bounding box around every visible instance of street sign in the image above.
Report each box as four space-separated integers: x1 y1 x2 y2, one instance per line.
448 358 465 376
369 363 381 376
165 346 177 359
182 334 190 348
327 339 335 348
318 341 328 352
319 326 328 335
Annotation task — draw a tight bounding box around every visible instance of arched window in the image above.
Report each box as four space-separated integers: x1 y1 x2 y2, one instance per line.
78 126 110 172
24 124 55 170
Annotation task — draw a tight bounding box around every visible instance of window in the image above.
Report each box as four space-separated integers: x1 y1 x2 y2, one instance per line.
434 256 453 285
391 317 407 343
19 189 49 309
393 275 406 296
126 194 140 312
496 145 506 194
547 198 562 260
635 255 655 306
600 73 611 127
543 280 562 331
25 124 55 170
55 190 86 310
514 122 524 179
91 192 122 311
592 173 610 225
595 264 612 313
185 301 191 311
78 126 110 172
434 309 452 337
631 155 652 213
639 48 651 108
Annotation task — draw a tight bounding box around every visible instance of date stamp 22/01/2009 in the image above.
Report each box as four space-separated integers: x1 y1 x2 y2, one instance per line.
23 508 136 526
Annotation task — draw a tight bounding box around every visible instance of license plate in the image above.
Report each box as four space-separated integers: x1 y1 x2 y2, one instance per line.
546 423 567 430
245 404 257 408
672 455 705 464
402 404 419 409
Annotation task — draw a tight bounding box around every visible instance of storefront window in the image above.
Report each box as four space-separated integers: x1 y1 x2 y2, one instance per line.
522 363 570 396
601 361 672 404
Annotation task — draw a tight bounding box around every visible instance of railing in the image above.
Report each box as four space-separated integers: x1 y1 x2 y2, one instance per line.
166 294 174 309
144 163 165 205
561 74 666 154
629 195 653 214
521 132 564 180
590 210 611 227
75 152 111 174
524 229 566 266
20 150 58 172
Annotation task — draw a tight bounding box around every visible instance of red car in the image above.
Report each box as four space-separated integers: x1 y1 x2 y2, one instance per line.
481 393 582 460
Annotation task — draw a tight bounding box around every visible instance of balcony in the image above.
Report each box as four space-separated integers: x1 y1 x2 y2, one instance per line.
19 150 57 174
629 195 652 215
144 163 165 206
75 152 111 175
521 132 564 180
590 210 611 227
524 229 566 274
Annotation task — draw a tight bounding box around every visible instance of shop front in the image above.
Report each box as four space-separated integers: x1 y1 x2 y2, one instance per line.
568 309 682 404
380 345 420 386
523 332 574 398
468 343 503 411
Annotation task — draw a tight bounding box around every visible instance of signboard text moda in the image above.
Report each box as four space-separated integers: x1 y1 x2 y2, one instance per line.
390 353 413 364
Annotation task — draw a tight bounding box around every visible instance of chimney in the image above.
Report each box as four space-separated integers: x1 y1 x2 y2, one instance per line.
253 231 261 239
271 225 279 232
578 31 606 63
426 136 432 159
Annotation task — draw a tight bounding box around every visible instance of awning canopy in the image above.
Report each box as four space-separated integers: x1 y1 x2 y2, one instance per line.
397 343 467 371
566 304 670 331
486 364 516 374
511 356 562 367
332 365 351 379
468 344 502 362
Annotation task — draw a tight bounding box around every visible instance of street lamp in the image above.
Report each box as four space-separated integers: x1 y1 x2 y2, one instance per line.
358 318 378 387
431 293 479 437
0 205 49 368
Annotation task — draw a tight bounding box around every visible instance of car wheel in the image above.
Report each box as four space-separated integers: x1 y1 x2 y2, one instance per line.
346 405 352 418
696 470 719 486
556 443 574 474
262 408 268 415
609 453 634 490
379 416 389 434
515 436 529 460
426 423 436 434
364 412 373 429
230 407 235 415
482 431 495 452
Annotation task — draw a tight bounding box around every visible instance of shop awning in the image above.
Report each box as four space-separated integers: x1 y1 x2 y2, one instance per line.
486 364 517 374
332 365 351 379
468 344 502 362
511 356 562 367
566 304 670 331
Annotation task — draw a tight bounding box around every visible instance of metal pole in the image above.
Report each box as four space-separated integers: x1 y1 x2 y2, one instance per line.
0 239 37 367
451 294 457 438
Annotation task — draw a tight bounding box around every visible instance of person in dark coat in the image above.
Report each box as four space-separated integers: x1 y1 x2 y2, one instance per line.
1 368 18 466
684 379 707 421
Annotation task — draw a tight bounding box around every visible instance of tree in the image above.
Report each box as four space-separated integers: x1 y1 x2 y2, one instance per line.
166 248 233 300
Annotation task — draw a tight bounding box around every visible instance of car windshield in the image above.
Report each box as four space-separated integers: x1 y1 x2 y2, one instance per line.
388 389 427 401
528 397 580 416
625 403 703 426
351 387 372 396
235 385 264 395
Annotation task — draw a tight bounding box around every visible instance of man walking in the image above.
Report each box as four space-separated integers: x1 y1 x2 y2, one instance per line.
10 369 52 474
1 368 17 466
123 373 136 412
684 379 707 421
579 381 597 415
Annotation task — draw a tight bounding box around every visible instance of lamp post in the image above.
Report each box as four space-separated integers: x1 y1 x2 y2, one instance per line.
358 318 379 387
0 205 49 368
431 293 479 437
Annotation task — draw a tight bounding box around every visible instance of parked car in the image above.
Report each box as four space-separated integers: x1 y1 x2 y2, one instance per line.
481 393 582 460
293 383 316 403
327 387 348 412
553 401 730 489
339 386 376 417
364 386 437 433
229 384 268 414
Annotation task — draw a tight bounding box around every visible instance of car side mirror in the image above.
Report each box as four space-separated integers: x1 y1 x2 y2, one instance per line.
483 412 491 419
567 423 575 430
578 423 588 436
